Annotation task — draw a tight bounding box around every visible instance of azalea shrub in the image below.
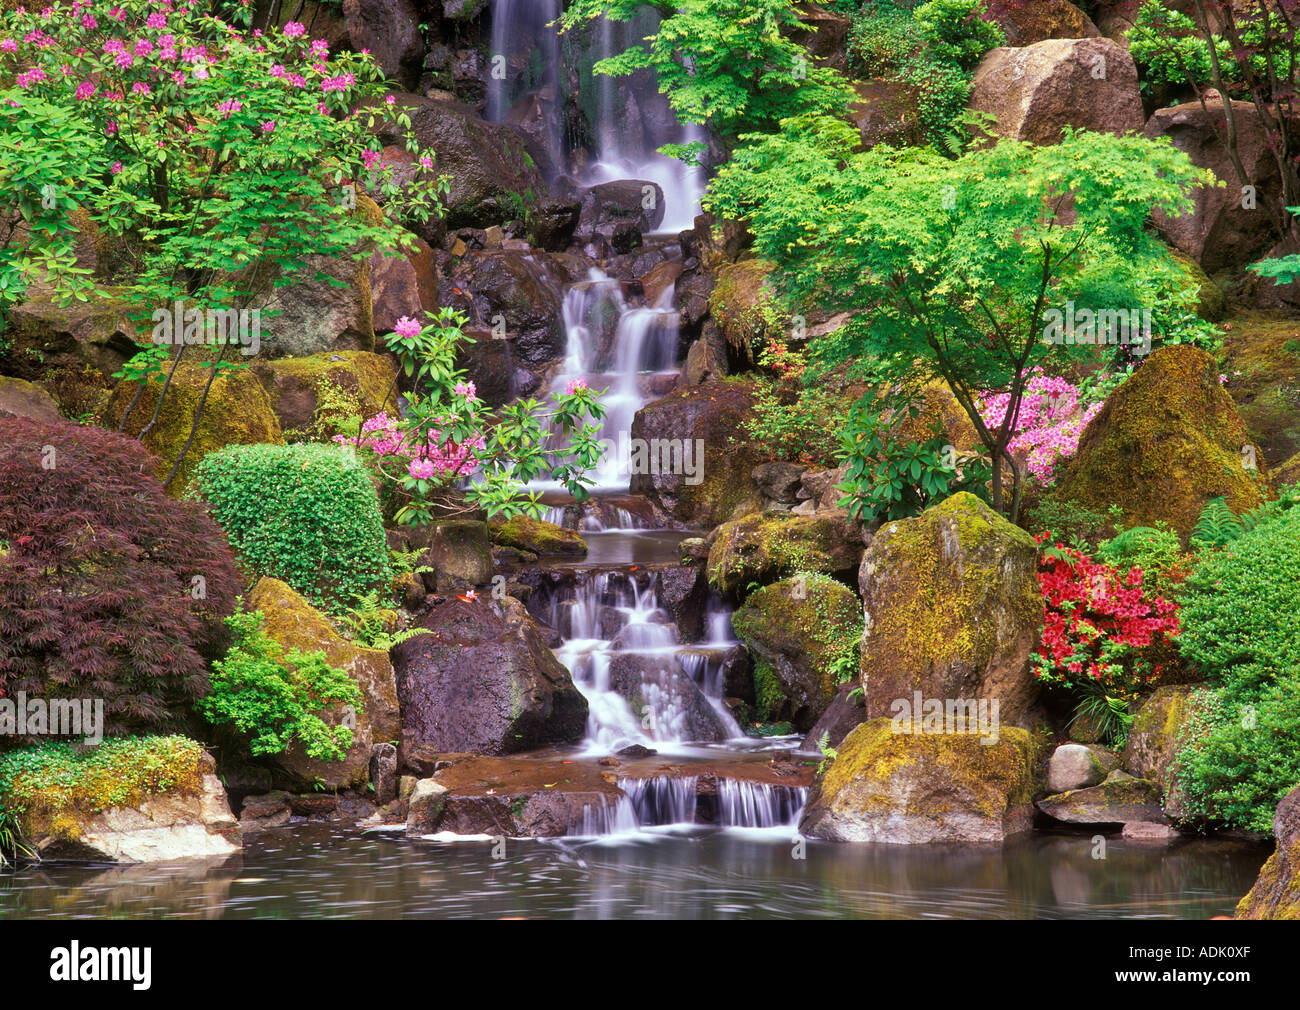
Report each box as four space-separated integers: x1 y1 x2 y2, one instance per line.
741 338 850 466
1031 538 1182 699
345 309 607 526
978 370 1101 484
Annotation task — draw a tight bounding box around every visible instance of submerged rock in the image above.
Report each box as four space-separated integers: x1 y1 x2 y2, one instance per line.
393 595 588 754
1236 785 1300 919
490 514 588 556
799 719 1038 844
859 493 1043 727
1051 345 1271 536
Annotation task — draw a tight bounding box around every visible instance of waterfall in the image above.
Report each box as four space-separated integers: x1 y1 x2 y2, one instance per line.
567 776 807 835
486 0 564 172
716 781 808 829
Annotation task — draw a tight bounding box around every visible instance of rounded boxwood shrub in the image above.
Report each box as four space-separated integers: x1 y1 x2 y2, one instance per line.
0 417 239 744
193 442 390 612
1172 509 1300 832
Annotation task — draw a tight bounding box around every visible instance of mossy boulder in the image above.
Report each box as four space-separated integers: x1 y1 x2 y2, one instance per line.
1276 451 1300 490
248 577 401 790
1036 772 1167 825
1051 345 1272 537
3 286 142 379
252 351 398 438
1172 249 1226 322
489 514 587 556
1236 785 1300 919
731 574 863 732
103 362 283 495
629 379 767 527
708 258 782 358
1220 314 1300 469
706 511 861 593
890 379 981 452
859 493 1043 727
799 718 1038 843
1122 685 1194 816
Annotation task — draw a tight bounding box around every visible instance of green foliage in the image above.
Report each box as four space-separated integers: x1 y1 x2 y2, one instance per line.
1128 1 1227 89
193 442 391 613
341 591 431 652
708 119 1212 518
1024 498 1117 551
741 342 850 465
1096 524 1193 603
559 0 855 145
816 730 838 776
837 399 991 521
0 736 205 825
200 611 362 762
913 0 1003 71
1070 680 1134 750
1191 486 1300 552
1173 679 1300 835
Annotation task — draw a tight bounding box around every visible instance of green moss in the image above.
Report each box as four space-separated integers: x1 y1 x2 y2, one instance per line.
707 512 857 591
490 515 588 556
0 736 205 837
708 259 783 352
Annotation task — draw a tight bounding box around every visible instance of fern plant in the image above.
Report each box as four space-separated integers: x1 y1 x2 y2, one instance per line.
1191 497 1244 550
342 591 430 652
1069 681 1134 749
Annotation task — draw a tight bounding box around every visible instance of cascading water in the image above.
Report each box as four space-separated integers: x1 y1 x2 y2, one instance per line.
486 0 565 174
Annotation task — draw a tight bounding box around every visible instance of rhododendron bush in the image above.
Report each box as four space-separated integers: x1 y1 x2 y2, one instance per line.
1031 536 1182 698
0 0 443 333
978 370 1101 484
343 309 607 526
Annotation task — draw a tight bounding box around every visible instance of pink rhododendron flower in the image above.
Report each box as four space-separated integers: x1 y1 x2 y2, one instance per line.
393 316 422 339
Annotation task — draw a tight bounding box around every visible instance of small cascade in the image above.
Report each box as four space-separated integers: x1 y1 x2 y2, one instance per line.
544 268 681 492
486 0 564 174
540 571 744 752
618 777 699 826
570 795 639 836
716 781 808 829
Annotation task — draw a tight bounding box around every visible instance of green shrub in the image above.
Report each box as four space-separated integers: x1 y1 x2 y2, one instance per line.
1172 509 1300 832
199 611 362 763
193 442 391 612
1096 524 1193 603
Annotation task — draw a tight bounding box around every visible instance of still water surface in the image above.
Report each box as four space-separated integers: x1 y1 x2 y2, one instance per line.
0 824 1268 920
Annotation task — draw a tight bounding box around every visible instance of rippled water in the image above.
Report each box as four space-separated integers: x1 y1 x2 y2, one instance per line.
0 826 1268 920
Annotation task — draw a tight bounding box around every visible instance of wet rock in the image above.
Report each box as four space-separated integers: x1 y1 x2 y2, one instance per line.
1051 345 1271 536
1122 821 1181 843
369 236 439 334
1036 774 1167 825
799 682 866 754
708 259 781 360
404 779 450 835
731 575 862 732
970 38 1143 145
680 323 729 386
370 743 399 805
343 0 424 91
752 461 809 505
375 94 545 229
707 511 860 592
655 565 709 642
1236 785 1300 919
393 595 588 754
1122 685 1195 816
851 78 923 149
859 493 1043 727
608 652 733 744
288 794 338 818
574 180 667 244
800 720 1038 844
1145 98 1283 273
0 376 62 422
629 379 767 527
617 744 657 758
248 578 402 790
791 2 853 72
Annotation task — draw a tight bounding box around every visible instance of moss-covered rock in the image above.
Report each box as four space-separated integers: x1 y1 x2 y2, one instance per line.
103 362 283 495
706 511 861 592
489 514 587 556
708 258 782 358
731 574 863 732
859 493 1043 727
1051 345 1272 537
890 379 981 452
1036 773 1167 825
252 351 398 438
1236 785 1300 919
0 376 61 422
629 379 767 527
1220 314 1300 469
3 286 142 379
1172 249 1226 322
799 718 1038 843
1275 450 1300 490
248 577 401 790
1122 685 1194 814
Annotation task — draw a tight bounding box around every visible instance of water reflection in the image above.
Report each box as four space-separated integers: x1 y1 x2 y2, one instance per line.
0 825 1268 920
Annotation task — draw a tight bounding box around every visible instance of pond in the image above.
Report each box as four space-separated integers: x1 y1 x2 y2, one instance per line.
0 825 1268 920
